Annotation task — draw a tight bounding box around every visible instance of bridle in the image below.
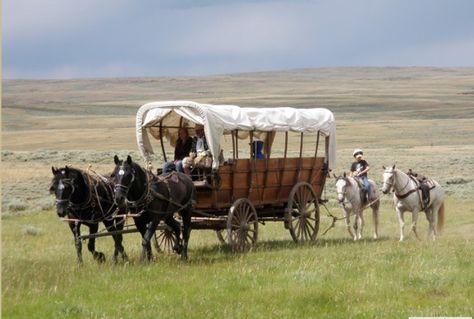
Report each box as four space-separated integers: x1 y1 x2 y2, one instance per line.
113 164 153 209
383 169 411 195
113 165 136 194
335 177 348 203
55 178 75 207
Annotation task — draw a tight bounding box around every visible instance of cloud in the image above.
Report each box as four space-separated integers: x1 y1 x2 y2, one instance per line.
3 0 474 78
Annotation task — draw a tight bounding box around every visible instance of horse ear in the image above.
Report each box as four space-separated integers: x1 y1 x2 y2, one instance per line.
392 164 396 169
333 173 337 179
382 165 386 170
65 166 70 174
126 155 132 165
343 172 346 177
114 155 119 165
51 166 57 174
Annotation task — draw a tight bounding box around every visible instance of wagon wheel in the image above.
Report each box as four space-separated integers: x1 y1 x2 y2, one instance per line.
153 225 178 253
227 198 258 252
286 182 320 243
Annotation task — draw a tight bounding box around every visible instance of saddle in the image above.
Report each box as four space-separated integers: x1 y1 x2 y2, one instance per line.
407 169 435 208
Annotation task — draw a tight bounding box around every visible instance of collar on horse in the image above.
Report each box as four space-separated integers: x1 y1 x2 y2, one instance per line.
125 169 155 209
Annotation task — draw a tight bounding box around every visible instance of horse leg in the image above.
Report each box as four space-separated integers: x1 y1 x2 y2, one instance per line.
344 209 356 240
372 206 379 240
165 215 182 254
411 211 421 240
69 222 83 264
103 219 128 263
427 203 441 241
396 207 405 241
114 219 129 261
180 208 192 261
141 219 159 262
356 211 364 240
353 214 361 240
87 223 106 263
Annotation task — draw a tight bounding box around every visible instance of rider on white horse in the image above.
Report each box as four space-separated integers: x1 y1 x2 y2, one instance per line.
350 149 371 202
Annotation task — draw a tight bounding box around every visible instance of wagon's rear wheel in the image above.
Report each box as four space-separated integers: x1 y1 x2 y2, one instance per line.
286 182 320 243
153 225 178 253
227 198 258 252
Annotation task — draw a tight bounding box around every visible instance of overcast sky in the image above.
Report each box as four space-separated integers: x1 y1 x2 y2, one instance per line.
3 0 474 79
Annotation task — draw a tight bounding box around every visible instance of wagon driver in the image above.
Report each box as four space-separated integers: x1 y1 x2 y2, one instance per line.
162 127 193 173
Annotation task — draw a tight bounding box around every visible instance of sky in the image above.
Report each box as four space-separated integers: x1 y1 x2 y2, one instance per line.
3 0 474 79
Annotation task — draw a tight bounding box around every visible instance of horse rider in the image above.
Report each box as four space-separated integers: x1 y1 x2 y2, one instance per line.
350 148 371 201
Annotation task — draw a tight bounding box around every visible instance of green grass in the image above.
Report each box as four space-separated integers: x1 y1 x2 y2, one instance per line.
2 196 473 318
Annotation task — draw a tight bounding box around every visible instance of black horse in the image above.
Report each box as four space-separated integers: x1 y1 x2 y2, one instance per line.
50 166 128 264
111 155 195 261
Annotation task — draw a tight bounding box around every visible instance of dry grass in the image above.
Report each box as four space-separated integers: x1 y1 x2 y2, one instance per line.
2 67 474 212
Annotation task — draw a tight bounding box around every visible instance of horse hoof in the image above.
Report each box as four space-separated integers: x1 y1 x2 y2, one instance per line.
173 244 183 255
93 252 106 263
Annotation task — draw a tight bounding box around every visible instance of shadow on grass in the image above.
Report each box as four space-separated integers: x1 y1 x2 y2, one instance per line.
185 235 393 265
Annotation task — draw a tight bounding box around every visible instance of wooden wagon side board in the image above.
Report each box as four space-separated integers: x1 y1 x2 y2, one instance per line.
194 157 327 211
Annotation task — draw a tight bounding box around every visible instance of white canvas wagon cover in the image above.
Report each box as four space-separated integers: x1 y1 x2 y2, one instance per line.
136 100 336 169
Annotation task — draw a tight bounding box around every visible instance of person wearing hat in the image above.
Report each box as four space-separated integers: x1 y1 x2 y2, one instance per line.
350 149 371 201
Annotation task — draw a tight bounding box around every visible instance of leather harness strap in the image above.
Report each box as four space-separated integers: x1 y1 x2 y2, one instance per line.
395 188 418 199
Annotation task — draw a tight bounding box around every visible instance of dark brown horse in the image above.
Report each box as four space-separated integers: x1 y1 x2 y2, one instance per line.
50 166 128 264
111 156 195 261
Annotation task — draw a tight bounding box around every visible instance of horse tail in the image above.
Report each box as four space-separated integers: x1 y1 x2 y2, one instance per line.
437 202 445 233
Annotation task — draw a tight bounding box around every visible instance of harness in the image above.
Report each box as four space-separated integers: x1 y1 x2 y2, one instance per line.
59 169 117 223
117 168 194 216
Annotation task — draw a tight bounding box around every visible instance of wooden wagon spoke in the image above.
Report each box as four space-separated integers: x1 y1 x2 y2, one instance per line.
227 198 258 252
287 182 321 243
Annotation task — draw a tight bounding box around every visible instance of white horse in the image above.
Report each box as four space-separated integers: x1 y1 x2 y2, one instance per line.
335 173 380 240
381 165 445 241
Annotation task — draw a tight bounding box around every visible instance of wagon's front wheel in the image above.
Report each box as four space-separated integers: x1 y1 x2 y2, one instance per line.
227 198 258 252
286 182 320 243
153 225 178 253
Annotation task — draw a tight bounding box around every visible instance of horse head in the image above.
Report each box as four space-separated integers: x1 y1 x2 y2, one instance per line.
381 165 396 194
50 166 78 217
111 155 137 209
334 172 349 203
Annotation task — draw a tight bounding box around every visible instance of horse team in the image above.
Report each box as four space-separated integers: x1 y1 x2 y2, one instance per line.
50 157 446 264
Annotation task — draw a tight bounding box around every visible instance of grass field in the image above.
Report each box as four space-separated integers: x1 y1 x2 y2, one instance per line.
2 67 474 318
